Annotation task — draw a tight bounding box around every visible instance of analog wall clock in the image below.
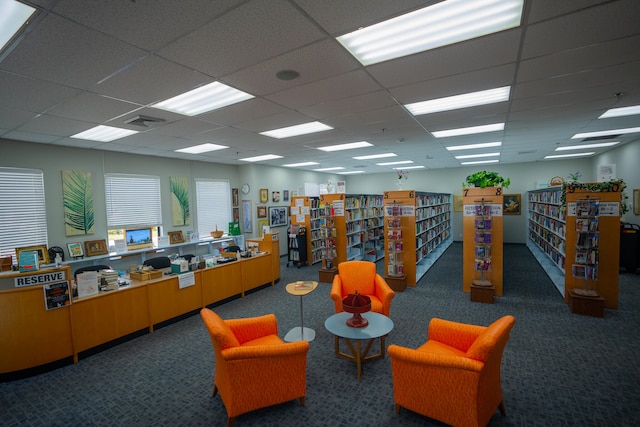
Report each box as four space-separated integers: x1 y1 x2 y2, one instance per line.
241 183 250 194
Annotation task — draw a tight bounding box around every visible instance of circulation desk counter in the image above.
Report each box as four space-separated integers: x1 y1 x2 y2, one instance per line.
0 251 278 377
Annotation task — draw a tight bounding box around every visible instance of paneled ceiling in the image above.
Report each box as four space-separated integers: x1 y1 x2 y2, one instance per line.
1 0 639 174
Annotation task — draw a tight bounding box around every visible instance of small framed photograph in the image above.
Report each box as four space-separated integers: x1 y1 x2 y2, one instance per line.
168 231 185 244
283 190 289 202
67 242 84 258
257 205 267 218
268 206 288 227
260 188 269 203
503 194 521 215
84 239 108 257
272 191 280 202
232 188 239 207
233 207 240 222
16 244 50 265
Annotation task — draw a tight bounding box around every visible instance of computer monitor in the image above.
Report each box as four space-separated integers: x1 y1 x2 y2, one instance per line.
125 228 153 249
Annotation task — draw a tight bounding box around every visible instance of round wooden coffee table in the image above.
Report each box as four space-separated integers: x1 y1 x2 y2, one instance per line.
324 312 394 380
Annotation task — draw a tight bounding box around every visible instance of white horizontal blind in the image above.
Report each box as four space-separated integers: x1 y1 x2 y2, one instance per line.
195 179 231 237
0 168 48 262
105 173 162 228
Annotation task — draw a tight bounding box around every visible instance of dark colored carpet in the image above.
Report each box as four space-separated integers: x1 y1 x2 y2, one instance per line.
2 243 640 426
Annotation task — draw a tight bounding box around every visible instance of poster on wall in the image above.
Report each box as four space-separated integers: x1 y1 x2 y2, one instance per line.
170 176 190 226
62 170 94 236
242 200 252 233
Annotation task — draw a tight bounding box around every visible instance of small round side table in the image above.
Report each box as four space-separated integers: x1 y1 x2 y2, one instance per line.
284 281 318 342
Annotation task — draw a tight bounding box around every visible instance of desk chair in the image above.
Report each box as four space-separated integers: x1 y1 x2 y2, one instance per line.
143 256 171 269
74 264 111 278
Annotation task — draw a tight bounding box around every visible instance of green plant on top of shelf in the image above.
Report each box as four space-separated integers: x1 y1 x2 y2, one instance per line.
462 171 510 189
560 179 629 214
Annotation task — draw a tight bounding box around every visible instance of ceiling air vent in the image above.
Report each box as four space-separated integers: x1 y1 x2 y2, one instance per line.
582 134 620 142
124 115 166 127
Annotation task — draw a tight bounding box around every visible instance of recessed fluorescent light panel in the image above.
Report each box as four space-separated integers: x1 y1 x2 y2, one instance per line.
239 154 283 162
544 152 595 159
433 123 504 138
282 162 319 167
460 159 500 165
152 82 254 116
260 121 333 139
571 127 640 139
555 142 619 151
337 0 524 66
337 171 366 175
317 141 373 152
314 167 345 172
454 152 500 159
377 160 414 166
598 105 640 119
406 86 510 116
175 143 229 154
0 0 36 53
393 166 425 170
446 141 502 151
353 153 397 160
71 125 138 142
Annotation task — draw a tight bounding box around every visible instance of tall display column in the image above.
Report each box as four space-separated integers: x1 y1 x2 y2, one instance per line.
564 183 621 310
463 188 503 296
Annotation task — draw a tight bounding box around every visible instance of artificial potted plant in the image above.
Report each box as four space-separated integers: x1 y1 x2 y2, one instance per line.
463 171 510 189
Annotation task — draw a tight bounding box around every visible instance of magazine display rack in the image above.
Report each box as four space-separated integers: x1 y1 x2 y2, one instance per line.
472 199 493 287
463 188 503 297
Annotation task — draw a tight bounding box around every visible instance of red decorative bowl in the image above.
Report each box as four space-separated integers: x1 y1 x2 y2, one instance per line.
342 292 371 328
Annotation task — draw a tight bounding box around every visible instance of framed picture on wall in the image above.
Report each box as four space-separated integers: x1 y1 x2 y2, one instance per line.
260 188 268 203
167 231 184 244
16 244 50 265
242 199 252 233
283 190 289 202
257 205 267 218
503 194 521 215
268 206 288 227
84 239 108 256
232 188 239 207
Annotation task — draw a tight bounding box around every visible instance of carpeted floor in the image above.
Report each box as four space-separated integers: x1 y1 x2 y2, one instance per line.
2 242 640 426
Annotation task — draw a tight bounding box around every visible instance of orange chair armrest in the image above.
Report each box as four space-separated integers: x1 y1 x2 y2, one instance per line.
428 318 486 353
330 275 344 311
222 341 310 361
227 314 278 343
388 344 483 372
374 274 395 301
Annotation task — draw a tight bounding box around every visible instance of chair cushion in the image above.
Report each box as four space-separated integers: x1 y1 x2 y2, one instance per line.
242 334 285 347
418 340 468 358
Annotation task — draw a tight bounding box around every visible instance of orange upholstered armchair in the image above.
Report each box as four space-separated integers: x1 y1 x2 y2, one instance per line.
388 315 516 427
200 308 310 427
330 260 395 316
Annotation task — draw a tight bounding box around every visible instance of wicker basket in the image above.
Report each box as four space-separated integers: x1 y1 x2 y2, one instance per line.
210 230 224 238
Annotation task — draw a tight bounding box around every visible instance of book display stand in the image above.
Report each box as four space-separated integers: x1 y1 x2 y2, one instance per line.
463 188 503 299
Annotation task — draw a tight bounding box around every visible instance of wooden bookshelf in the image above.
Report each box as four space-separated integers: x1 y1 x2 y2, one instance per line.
384 190 452 286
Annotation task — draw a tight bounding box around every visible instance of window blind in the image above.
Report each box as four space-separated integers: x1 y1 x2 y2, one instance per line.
105 173 162 228
195 179 231 237
0 167 48 261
